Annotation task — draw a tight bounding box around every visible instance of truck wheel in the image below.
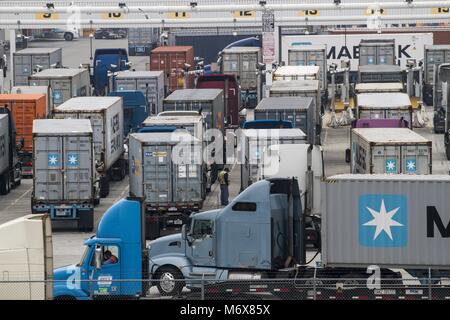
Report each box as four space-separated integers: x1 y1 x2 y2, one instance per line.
99 176 110 198
78 210 94 232
64 32 74 41
0 173 9 195
155 267 184 296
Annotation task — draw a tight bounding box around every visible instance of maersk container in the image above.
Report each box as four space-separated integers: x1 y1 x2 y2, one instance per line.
163 89 224 133
240 128 307 191
111 71 165 115
13 48 62 86
356 92 413 128
424 45 450 85
53 97 124 173
11 86 53 116
288 45 327 91
129 132 204 239
358 65 404 83
354 82 404 94
221 47 261 90
322 174 450 268
28 68 90 109
359 39 396 66
350 128 431 175
248 97 316 145
32 119 95 231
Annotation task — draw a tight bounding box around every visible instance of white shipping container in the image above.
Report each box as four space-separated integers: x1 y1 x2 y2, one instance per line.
142 115 204 141
351 128 431 174
354 82 403 94
273 66 320 81
53 97 124 171
281 33 433 71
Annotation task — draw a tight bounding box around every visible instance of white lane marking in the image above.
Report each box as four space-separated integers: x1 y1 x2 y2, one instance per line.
1 185 33 213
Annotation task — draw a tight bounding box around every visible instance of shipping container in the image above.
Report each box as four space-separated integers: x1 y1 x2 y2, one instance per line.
359 39 396 66
354 82 404 94
163 89 224 133
240 128 307 191
0 114 10 192
11 86 53 116
129 132 204 239
356 93 413 128
358 65 404 83
110 70 165 115
128 28 159 56
142 115 204 142
248 97 316 145
0 93 47 177
13 48 62 86
221 47 261 91
150 46 195 93
288 45 327 91
53 97 124 173
322 174 450 268
424 45 450 85
32 119 95 231
273 66 320 82
350 128 431 174
28 68 90 109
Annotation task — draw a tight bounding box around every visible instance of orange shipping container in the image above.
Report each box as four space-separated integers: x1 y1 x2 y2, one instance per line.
0 94 47 153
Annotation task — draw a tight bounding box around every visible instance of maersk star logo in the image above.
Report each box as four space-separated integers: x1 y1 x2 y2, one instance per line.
385 159 397 174
405 159 417 174
359 195 407 247
48 154 59 167
67 153 79 167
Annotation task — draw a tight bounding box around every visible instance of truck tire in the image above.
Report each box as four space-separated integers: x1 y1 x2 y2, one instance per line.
78 210 94 232
0 173 10 195
155 266 184 296
99 176 110 198
64 32 74 41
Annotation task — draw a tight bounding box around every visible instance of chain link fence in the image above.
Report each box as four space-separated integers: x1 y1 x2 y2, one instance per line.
1 277 450 300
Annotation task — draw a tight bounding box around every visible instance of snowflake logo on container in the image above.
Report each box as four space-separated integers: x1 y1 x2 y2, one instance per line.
67 153 79 167
385 159 397 174
405 159 417 174
48 154 59 167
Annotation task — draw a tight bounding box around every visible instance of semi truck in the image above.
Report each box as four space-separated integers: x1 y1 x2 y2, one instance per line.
53 97 126 198
32 119 98 231
93 48 130 96
109 91 149 136
0 213 53 300
0 108 21 195
52 175 450 299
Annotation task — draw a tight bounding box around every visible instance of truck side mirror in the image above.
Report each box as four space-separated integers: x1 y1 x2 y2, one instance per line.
181 225 187 241
94 246 103 270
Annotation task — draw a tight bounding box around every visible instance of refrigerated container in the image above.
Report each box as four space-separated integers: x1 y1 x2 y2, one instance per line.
288 45 327 91
150 46 195 93
247 97 316 145
356 92 413 128
322 174 450 268
129 132 204 239
32 119 96 231
28 68 90 110
0 93 47 177
359 39 396 66
358 65 404 83
13 48 62 86
53 97 125 198
240 128 307 191
11 86 53 116
110 70 165 115
163 89 224 133
221 47 261 91
350 128 431 174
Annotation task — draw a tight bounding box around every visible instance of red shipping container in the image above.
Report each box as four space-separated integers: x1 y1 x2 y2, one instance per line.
150 46 195 93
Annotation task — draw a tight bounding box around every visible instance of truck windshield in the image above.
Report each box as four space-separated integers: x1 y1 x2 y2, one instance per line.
77 246 91 267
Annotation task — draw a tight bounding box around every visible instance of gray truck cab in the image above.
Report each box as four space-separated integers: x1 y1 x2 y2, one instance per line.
148 178 305 295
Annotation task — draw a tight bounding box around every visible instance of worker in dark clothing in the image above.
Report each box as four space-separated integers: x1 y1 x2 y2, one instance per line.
218 167 230 206
103 250 118 265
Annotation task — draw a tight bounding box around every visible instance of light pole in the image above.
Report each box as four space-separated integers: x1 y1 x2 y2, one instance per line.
89 33 94 61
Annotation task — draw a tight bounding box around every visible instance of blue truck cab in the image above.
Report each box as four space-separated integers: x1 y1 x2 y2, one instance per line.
53 198 148 299
93 48 130 96
242 120 294 129
109 91 149 136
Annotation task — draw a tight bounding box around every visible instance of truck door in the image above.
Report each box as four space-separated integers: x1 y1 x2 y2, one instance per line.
90 245 122 296
189 219 216 267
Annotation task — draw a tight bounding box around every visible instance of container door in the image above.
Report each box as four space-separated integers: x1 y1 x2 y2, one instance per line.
288 50 306 66
8 100 35 153
142 145 172 204
14 55 31 85
401 145 431 174
385 109 412 124
51 80 71 107
371 145 400 174
34 136 64 201
136 78 158 114
359 108 384 120
63 135 93 201
32 55 50 70
77 114 104 164
172 144 202 204
360 46 376 65
377 46 395 65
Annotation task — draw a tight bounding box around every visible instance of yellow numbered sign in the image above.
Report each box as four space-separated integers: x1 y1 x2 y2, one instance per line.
167 12 191 19
233 11 256 18
298 10 320 16
365 8 386 15
35 13 60 20
432 8 450 14
101 12 125 19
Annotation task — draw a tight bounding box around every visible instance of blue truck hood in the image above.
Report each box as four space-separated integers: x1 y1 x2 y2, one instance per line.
53 264 90 299
53 264 78 281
